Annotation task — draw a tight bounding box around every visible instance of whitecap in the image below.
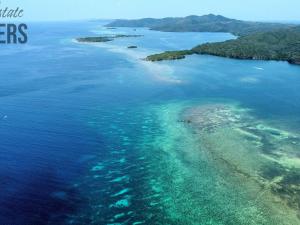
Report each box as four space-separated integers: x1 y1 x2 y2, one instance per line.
254 66 264 70
111 188 131 197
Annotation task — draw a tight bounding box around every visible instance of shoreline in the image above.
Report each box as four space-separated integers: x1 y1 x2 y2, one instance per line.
73 37 183 84
75 34 144 44
145 50 300 65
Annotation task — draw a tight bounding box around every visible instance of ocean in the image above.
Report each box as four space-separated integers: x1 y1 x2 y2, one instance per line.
0 21 300 225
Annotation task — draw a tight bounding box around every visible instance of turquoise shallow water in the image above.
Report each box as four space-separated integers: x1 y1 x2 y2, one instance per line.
0 21 300 224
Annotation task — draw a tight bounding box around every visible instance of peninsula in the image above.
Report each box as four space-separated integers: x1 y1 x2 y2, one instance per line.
145 26 300 65
105 14 300 65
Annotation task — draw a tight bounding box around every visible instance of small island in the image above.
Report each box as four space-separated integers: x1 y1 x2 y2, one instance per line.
128 46 138 49
145 50 193 61
114 34 143 38
76 34 143 43
76 36 113 43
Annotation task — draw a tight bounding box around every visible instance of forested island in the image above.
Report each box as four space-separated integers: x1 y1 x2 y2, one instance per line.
76 34 143 43
106 14 300 65
193 27 300 65
106 14 293 36
77 37 113 43
145 27 300 65
146 50 193 61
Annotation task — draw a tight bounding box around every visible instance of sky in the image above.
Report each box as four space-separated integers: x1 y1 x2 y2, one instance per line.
2 0 300 22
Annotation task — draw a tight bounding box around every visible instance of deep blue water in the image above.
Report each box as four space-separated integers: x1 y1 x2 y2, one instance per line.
1 21 300 224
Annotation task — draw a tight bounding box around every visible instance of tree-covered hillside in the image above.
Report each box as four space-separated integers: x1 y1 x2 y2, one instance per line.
106 14 293 36
146 27 300 65
192 27 300 64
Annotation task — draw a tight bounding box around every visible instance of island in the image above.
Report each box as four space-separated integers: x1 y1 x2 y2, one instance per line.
106 14 300 65
128 46 138 49
113 34 143 38
192 27 300 64
145 27 300 65
145 50 193 61
76 37 114 43
106 14 294 36
76 34 143 43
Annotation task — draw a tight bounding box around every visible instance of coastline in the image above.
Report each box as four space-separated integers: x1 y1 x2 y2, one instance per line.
106 15 300 66
73 36 183 84
145 50 300 65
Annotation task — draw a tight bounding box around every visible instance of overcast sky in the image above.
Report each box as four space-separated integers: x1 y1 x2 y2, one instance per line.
4 0 300 22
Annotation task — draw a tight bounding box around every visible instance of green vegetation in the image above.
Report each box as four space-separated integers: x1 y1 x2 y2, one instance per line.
106 14 294 36
128 46 138 49
76 34 143 43
85 15 300 65
193 27 300 64
145 50 193 61
106 14 300 65
76 36 113 43
114 34 143 38
146 27 300 65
